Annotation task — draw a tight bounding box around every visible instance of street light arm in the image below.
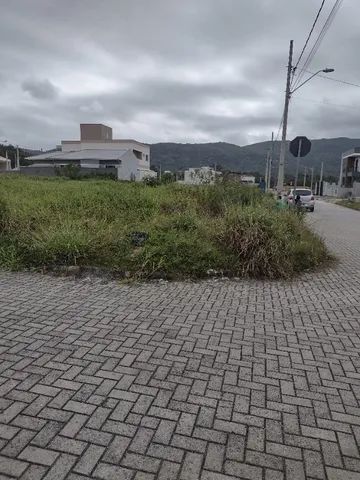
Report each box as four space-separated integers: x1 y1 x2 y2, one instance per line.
290 70 324 94
290 68 334 94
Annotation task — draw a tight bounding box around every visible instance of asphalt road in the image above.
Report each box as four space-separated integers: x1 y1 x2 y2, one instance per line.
0 200 359 479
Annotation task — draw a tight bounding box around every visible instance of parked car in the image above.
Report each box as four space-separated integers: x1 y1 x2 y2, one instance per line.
286 188 315 212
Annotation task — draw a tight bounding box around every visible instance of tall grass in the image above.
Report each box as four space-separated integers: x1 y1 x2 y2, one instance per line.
0 175 330 278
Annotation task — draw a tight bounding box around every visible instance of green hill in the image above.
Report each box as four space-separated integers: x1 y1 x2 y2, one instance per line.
151 137 360 178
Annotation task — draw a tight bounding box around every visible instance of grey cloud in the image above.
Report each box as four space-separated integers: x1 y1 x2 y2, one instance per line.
22 78 59 100
0 0 358 148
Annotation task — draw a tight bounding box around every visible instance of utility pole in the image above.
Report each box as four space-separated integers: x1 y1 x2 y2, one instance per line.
293 138 302 201
268 131 274 191
16 146 20 170
276 40 294 193
303 167 307 187
319 161 324 183
319 161 324 196
310 167 314 191
265 150 270 192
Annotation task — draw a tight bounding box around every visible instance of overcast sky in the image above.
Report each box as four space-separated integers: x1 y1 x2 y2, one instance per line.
0 0 359 149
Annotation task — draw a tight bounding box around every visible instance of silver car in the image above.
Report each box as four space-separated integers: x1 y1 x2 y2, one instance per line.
287 188 315 212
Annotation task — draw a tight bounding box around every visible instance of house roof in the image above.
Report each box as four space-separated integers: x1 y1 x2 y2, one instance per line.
342 148 360 159
61 139 148 148
26 149 128 161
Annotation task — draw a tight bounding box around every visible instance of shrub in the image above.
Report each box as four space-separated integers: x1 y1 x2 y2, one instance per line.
132 230 224 278
143 176 159 187
0 196 9 232
218 206 327 278
0 176 330 279
195 183 268 216
55 164 81 179
160 172 175 184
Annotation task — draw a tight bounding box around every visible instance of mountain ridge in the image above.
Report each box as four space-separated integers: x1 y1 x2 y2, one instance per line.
150 137 360 177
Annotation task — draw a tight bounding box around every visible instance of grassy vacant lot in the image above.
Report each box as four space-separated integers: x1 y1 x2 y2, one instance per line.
337 199 360 211
0 175 329 279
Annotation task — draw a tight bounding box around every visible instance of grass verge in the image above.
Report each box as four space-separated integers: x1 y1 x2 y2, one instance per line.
0 175 331 279
336 199 360 211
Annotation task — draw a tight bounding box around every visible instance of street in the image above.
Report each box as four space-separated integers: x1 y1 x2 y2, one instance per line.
0 200 360 479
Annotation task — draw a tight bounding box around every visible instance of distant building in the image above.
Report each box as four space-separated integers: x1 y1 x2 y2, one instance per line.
239 175 256 184
0 156 11 172
338 148 360 197
24 124 156 181
183 166 221 185
223 173 256 184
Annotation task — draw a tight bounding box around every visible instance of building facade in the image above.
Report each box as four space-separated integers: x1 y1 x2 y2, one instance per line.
338 148 360 198
24 124 156 181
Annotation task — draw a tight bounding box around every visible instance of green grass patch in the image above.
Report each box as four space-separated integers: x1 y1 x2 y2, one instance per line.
0 175 330 279
336 199 360 211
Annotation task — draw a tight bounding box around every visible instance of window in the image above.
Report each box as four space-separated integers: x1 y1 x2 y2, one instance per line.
133 150 142 160
146 154 149 162
99 160 121 167
294 189 311 196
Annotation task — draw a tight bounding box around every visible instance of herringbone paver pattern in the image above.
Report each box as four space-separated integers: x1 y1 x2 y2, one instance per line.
0 201 360 479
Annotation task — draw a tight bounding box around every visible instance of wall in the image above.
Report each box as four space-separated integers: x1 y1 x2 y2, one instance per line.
322 182 338 197
20 166 117 178
353 181 360 197
21 160 154 183
337 182 360 198
80 159 99 168
0 159 12 171
21 166 57 177
117 151 139 180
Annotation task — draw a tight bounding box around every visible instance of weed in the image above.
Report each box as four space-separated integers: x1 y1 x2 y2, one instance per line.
0 175 330 279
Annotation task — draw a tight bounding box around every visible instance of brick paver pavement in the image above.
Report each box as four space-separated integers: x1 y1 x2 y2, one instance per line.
0 200 360 479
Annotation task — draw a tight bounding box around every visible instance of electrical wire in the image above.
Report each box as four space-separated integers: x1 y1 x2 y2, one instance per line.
292 0 327 84
293 95 356 110
302 70 360 89
294 0 343 88
293 0 344 90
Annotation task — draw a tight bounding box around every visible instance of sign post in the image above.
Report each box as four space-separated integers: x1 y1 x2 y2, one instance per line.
293 138 302 200
289 136 312 204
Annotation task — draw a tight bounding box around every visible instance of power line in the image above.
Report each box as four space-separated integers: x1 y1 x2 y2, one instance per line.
292 0 327 84
296 0 343 86
303 70 360 89
293 0 344 90
294 0 342 89
293 95 356 110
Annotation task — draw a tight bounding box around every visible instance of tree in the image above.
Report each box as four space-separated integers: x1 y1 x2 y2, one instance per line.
0 143 33 167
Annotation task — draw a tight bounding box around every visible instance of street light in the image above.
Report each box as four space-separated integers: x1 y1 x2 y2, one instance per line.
291 68 335 94
276 42 335 193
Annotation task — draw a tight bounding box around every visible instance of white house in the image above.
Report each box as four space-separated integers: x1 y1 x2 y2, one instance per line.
24 124 156 181
240 175 256 184
0 156 11 172
183 166 221 185
338 148 360 198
